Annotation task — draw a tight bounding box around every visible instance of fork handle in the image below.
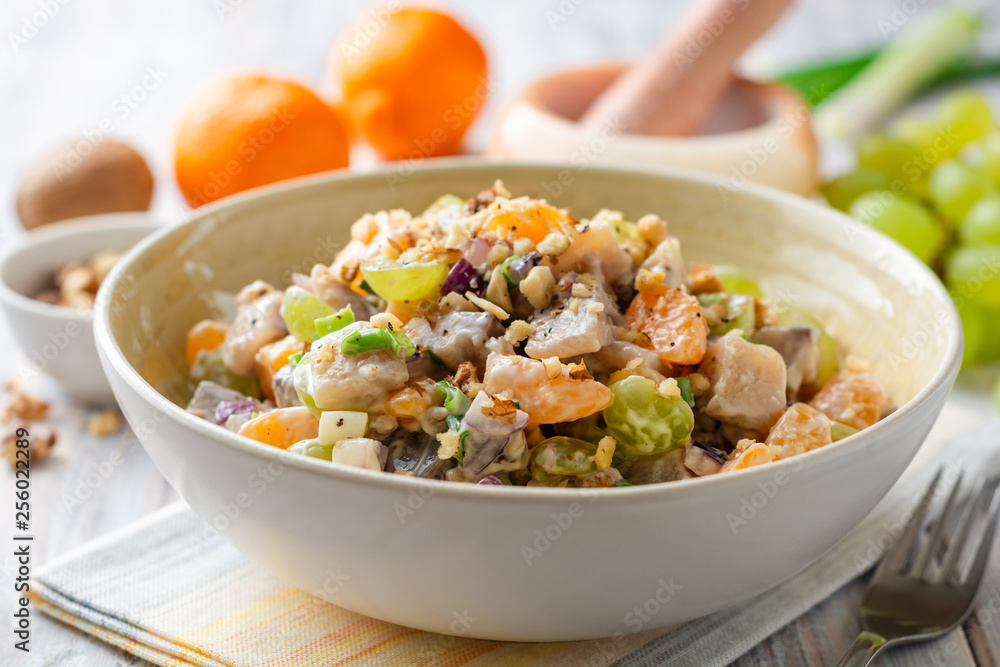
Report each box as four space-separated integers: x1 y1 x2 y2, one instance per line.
836 632 887 667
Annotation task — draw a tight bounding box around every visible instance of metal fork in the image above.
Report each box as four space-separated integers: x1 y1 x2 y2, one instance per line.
836 468 1000 667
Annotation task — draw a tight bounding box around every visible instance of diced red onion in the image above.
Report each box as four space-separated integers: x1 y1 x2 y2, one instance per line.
215 398 263 425
464 238 491 267
478 475 503 485
684 442 725 477
505 251 541 284
405 351 435 378
440 258 485 297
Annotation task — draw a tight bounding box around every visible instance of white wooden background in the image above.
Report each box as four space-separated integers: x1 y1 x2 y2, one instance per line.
1 0 1000 665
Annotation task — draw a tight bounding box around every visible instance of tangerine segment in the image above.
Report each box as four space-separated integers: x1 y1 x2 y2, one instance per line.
625 285 708 365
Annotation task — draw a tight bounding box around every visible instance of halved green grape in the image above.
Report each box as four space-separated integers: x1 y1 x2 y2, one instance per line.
530 437 598 480
771 308 840 386
421 193 465 218
289 438 335 461
945 244 1000 309
190 348 261 398
848 191 944 264
857 133 926 197
928 159 994 225
359 259 449 302
959 193 1000 246
994 375 1000 413
712 266 763 298
709 293 756 337
292 357 322 418
314 306 354 338
830 421 859 442
821 167 891 212
282 286 336 342
603 376 694 456
609 219 642 245
937 90 996 149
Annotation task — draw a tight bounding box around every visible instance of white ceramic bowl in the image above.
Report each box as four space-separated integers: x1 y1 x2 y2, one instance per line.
94 162 960 641
0 213 159 404
491 65 819 197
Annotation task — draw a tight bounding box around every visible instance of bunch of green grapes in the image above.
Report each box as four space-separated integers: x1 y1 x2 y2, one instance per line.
823 90 1000 369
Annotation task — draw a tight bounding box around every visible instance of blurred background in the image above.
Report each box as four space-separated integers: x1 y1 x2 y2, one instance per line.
0 0 995 220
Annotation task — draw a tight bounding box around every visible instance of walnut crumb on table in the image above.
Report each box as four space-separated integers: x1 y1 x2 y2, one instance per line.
2 381 49 421
86 407 122 436
2 428 57 468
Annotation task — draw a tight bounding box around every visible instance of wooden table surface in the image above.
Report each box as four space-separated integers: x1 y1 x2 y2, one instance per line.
2 1 1000 665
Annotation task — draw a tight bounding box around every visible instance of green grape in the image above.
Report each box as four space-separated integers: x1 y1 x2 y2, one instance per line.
529 437 598 479
928 159 994 225
937 90 996 149
972 305 1000 362
609 219 642 245
421 194 465 218
891 114 953 163
821 167 890 212
848 191 944 264
959 194 1000 246
952 297 986 367
771 308 840 386
857 133 926 197
603 376 693 456
288 438 335 461
359 259 449 302
830 422 859 442
189 348 262 398
709 293 756 337
982 133 1000 186
282 286 335 342
712 266 763 298
945 244 1000 308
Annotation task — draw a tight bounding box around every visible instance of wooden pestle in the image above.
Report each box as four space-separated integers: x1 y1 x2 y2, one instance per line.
580 0 794 137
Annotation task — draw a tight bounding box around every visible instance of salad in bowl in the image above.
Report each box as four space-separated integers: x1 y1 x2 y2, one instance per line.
183 181 887 488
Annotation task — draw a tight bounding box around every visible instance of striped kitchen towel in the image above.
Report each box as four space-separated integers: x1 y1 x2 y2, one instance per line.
30 421 989 667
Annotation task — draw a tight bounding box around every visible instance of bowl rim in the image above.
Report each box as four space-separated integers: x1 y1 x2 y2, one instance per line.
94 159 963 505
0 213 162 322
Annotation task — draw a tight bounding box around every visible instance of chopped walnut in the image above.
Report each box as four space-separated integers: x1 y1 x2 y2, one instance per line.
656 378 681 398
2 382 48 422
465 291 509 321
634 268 667 293
370 312 405 330
594 436 616 471
636 214 668 246
571 282 592 298
86 408 122 437
536 232 570 257
450 362 482 399
688 263 725 295
519 265 556 311
542 357 562 379
481 394 518 425
755 299 777 327
2 428 57 468
567 362 593 381
504 319 536 345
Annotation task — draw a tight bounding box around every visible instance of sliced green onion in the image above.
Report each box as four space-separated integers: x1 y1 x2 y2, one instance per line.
340 326 416 358
500 255 520 288
383 327 416 359
614 479 633 487
314 306 355 337
341 329 388 355
455 430 470 464
677 376 695 408
434 381 471 415
445 414 463 433
697 293 725 307
287 351 303 368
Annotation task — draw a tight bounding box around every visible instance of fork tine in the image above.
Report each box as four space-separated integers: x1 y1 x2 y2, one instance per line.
876 469 943 576
955 481 1000 592
937 478 986 584
912 470 964 579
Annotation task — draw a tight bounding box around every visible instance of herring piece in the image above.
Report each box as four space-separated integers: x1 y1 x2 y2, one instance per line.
405 310 502 371
755 325 822 399
699 335 787 433
221 284 287 375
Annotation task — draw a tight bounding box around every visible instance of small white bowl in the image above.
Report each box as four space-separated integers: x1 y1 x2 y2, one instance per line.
0 213 160 404
491 64 819 197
